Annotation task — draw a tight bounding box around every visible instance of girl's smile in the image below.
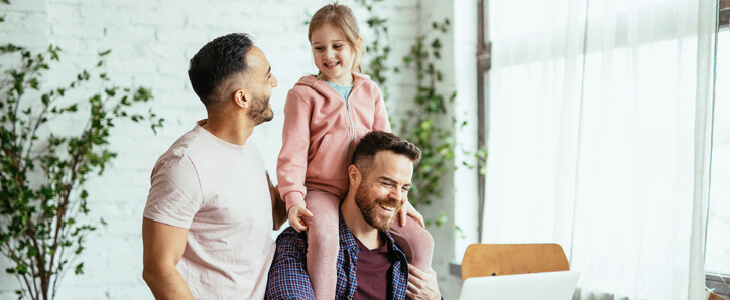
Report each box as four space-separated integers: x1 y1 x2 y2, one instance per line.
310 23 362 86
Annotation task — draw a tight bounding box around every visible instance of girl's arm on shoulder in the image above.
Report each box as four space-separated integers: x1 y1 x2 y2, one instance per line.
277 89 313 211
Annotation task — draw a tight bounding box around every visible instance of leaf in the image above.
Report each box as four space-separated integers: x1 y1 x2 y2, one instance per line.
41 93 51 106
29 77 39 89
134 87 153 102
74 263 84 275
27 246 37 257
49 45 60 60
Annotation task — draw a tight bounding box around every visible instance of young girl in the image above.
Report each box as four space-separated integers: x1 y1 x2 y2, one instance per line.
276 2 434 298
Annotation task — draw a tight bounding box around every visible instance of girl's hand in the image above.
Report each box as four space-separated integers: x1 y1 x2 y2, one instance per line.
399 200 425 228
287 203 314 232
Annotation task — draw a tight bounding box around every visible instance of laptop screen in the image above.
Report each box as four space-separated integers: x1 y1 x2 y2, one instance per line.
458 270 580 300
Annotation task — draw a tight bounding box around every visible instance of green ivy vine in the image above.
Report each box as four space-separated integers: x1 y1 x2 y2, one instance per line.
355 0 391 89
356 0 457 227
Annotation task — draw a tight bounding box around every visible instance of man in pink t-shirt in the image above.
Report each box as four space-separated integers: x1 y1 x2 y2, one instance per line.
142 33 284 299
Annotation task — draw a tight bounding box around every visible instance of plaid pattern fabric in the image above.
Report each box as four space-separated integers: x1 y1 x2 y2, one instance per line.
265 213 408 300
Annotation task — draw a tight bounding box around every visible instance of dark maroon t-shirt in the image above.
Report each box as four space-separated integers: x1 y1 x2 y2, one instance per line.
353 234 396 300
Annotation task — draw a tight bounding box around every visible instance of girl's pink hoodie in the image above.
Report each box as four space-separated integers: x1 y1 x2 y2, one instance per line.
276 73 391 210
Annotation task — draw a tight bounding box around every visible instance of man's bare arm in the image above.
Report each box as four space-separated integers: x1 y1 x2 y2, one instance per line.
267 171 287 230
142 218 194 300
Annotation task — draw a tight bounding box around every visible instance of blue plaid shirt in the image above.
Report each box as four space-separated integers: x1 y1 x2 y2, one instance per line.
265 213 409 299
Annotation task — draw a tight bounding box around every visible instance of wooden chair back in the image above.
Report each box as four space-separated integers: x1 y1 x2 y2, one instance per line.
461 243 569 281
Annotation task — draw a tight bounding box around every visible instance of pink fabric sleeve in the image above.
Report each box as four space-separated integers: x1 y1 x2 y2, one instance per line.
372 85 392 132
277 90 311 210
143 153 203 228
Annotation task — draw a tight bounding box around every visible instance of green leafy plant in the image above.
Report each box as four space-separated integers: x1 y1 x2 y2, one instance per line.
0 40 163 300
356 1 457 222
398 19 457 213
356 2 489 231
358 2 450 211
355 0 391 86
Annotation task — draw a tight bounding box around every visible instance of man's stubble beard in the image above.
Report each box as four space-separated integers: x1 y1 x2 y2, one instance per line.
248 93 273 125
354 184 402 231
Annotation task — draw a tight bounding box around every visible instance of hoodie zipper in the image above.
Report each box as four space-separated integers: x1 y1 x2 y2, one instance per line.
321 78 360 171
345 80 361 168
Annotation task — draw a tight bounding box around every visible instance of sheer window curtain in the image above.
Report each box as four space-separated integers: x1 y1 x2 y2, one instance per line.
483 0 717 299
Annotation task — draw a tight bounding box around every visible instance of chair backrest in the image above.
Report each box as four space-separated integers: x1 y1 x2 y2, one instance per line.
461 243 569 281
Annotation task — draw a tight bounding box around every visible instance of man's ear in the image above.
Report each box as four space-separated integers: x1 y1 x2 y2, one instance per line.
233 89 251 109
348 164 361 187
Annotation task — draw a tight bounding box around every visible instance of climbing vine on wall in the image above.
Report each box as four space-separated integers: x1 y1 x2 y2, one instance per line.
356 0 456 227
355 0 391 93
399 19 457 214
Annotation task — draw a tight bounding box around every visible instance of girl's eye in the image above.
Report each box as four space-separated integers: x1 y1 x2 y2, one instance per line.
314 47 323 51
333 44 343 49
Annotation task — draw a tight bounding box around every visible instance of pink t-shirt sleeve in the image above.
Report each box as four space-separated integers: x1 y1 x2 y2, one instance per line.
143 152 204 229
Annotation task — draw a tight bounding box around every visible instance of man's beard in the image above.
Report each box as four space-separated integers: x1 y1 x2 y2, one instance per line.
354 185 402 231
247 93 273 125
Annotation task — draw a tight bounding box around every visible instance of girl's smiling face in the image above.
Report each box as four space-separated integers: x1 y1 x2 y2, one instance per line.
310 23 362 86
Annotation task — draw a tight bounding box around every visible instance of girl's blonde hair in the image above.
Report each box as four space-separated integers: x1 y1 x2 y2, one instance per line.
308 2 366 73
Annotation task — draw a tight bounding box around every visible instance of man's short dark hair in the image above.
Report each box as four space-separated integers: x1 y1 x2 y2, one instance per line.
188 33 254 110
352 131 421 177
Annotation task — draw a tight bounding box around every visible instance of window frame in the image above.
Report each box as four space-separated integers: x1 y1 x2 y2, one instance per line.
476 0 491 244
720 0 729 28
706 1 729 295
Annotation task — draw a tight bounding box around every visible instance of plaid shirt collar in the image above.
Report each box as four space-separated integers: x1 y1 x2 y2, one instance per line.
337 210 409 300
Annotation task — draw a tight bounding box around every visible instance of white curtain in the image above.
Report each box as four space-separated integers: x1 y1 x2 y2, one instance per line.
483 0 717 299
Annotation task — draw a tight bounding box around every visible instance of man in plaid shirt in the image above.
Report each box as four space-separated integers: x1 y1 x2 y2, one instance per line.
266 131 442 299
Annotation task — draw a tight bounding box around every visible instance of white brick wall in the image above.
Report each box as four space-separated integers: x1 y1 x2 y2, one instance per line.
0 0 477 298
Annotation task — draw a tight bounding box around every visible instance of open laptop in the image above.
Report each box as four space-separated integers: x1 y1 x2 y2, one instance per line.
457 270 580 300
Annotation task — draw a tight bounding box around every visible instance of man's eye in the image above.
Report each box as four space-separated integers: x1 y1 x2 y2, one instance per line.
382 182 393 187
402 187 410 192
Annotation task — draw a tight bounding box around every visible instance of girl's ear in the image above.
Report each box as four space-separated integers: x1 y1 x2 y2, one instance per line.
357 36 363 50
